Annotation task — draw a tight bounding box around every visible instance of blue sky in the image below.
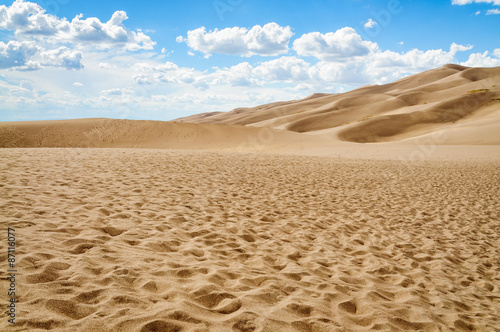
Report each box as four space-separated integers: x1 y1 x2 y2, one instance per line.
1 0 499 121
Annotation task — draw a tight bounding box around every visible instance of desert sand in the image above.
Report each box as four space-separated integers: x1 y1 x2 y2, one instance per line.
1 65 500 331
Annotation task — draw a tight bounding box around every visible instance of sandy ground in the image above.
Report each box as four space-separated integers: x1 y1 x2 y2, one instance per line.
1 148 499 331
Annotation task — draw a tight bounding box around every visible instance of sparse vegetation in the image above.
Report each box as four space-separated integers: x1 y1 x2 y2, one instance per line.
357 115 374 122
488 98 500 105
467 89 489 94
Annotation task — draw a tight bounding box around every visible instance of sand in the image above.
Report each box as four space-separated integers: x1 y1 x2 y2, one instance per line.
1 148 499 331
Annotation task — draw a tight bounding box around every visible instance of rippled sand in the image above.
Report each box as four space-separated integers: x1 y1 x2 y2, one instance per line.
1 148 499 331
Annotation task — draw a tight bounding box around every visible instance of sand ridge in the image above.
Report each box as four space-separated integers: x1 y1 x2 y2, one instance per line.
177 65 500 145
1 148 499 331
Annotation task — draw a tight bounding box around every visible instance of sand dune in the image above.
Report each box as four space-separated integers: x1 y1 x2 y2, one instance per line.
177 65 500 144
1 148 500 331
0 118 328 153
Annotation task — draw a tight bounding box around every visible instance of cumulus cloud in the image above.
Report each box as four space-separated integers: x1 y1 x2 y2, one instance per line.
38 47 83 69
452 0 500 5
0 40 37 69
0 1 153 71
177 23 293 57
370 46 468 71
131 61 260 88
128 39 479 90
132 61 197 85
292 27 474 84
293 27 378 61
308 43 474 85
253 56 311 81
0 0 155 50
209 62 258 87
364 18 377 29
0 0 65 35
461 50 500 67
0 40 83 70
131 57 311 89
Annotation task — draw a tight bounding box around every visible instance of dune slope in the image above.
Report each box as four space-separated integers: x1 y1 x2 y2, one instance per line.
0 118 326 152
177 65 500 144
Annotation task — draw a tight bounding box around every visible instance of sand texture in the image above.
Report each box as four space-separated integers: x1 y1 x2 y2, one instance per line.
1 148 500 331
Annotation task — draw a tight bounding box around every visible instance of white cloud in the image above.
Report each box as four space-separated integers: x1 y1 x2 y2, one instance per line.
364 18 378 29
450 42 474 54
73 82 83 87
253 56 311 81
0 1 155 51
128 38 479 91
0 0 65 35
67 11 155 51
291 27 476 85
194 63 253 87
452 0 500 5
130 57 311 89
475 10 482 14
486 8 500 14
372 46 465 70
133 61 178 72
307 43 475 86
461 51 500 67
131 61 261 88
38 47 83 70
213 62 262 87
0 40 37 69
177 23 293 57
0 41 83 70
293 27 378 61
101 88 130 96
132 61 197 85
0 1 153 72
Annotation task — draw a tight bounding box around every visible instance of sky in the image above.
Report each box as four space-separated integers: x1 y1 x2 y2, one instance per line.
0 0 499 121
